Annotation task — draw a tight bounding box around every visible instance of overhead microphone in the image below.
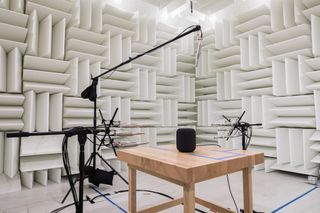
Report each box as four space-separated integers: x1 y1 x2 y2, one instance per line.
195 28 203 67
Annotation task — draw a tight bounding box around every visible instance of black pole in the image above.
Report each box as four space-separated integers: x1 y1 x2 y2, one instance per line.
77 132 87 213
7 130 67 138
93 98 97 170
6 128 106 138
241 125 246 150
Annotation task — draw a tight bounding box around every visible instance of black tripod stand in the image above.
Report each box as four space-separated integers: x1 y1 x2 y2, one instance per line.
60 108 128 204
223 112 263 213
224 111 262 150
87 107 128 183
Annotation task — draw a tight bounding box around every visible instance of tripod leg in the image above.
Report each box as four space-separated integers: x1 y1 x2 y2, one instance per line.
97 136 106 151
110 142 118 157
61 179 79 203
61 153 95 204
106 134 117 157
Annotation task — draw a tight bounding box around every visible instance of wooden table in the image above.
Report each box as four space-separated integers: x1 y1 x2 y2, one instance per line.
118 145 264 213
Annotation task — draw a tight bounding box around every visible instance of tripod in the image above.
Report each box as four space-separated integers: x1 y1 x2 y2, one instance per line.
224 111 262 150
61 108 128 204
223 112 263 213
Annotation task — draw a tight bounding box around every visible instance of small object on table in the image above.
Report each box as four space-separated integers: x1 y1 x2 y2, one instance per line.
176 128 196 152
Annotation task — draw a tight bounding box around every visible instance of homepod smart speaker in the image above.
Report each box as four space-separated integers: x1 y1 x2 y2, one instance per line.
176 128 196 152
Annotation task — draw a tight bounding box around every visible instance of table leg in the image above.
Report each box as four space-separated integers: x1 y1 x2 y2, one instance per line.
243 167 253 213
128 166 137 213
183 183 195 213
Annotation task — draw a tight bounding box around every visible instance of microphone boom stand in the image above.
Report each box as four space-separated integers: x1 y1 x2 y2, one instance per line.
6 127 106 213
223 112 262 213
225 111 262 150
81 25 202 182
8 25 202 213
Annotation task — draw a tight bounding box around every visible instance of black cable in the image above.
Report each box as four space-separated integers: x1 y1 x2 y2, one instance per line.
226 174 239 213
51 202 75 213
64 138 78 206
212 129 240 213
51 202 74 213
90 189 174 201
62 137 74 203
217 114 258 212
62 135 79 211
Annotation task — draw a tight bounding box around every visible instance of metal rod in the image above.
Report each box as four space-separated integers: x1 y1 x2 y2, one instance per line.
6 128 106 138
77 133 87 213
93 99 97 170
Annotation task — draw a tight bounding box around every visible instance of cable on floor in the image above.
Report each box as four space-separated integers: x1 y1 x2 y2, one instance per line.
226 174 239 213
92 186 127 213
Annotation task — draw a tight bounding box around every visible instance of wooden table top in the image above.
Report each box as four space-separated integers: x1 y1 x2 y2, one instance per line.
118 145 264 184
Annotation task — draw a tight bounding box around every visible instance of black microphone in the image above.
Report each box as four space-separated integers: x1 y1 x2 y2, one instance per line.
81 78 98 101
195 27 203 67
